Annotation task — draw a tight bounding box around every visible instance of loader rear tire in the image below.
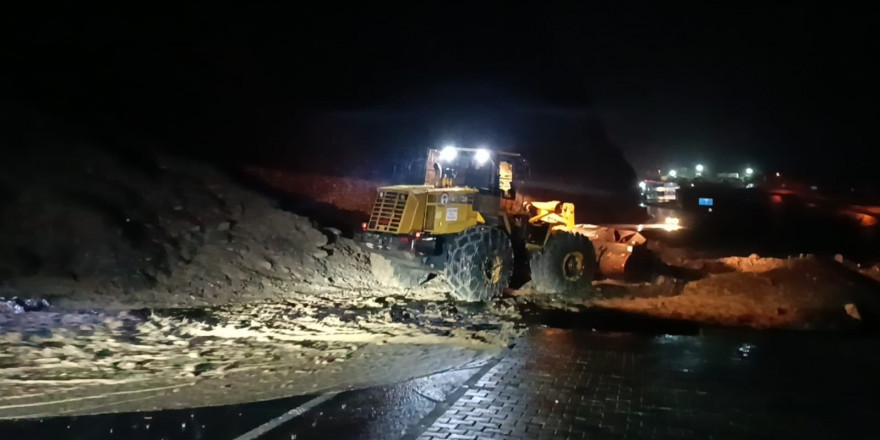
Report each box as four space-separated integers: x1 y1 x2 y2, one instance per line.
530 231 596 295
445 226 513 302
370 253 429 288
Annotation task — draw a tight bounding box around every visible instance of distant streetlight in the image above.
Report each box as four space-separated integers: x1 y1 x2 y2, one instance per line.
695 164 704 173
775 172 781 177
668 169 677 178
745 167 754 176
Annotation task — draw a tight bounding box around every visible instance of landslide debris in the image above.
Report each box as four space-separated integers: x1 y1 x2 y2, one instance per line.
0 146 376 309
594 255 880 329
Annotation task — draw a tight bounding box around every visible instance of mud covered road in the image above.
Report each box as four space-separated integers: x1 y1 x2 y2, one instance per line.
0 294 522 419
4 326 880 440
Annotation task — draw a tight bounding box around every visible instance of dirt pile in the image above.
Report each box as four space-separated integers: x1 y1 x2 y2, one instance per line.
595 256 880 329
0 146 375 309
717 254 788 272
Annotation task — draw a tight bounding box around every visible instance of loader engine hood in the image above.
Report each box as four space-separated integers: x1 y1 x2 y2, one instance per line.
365 185 482 235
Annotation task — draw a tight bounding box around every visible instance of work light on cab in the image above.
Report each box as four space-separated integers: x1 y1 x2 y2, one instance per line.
474 148 491 165
439 146 457 162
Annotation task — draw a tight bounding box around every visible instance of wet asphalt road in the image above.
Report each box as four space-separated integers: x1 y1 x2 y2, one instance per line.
2 317 879 439
0 365 483 440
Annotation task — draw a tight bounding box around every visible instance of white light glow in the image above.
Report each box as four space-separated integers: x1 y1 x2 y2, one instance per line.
474 148 491 164
439 146 457 162
745 167 754 175
668 169 677 177
638 181 647 190
662 216 682 231
695 164 704 173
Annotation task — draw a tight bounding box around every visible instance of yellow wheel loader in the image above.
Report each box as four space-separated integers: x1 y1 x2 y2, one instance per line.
357 146 645 301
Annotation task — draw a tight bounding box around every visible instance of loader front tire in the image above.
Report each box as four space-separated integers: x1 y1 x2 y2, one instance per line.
530 231 596 295
445 226 514 302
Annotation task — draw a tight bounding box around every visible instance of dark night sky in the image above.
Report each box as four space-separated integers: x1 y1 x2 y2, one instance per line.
3 3 878 188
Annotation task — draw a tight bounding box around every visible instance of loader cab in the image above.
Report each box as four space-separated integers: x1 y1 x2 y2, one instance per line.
425 147 523 200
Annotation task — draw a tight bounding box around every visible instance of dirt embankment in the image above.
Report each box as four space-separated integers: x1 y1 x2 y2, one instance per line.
0 147 381 310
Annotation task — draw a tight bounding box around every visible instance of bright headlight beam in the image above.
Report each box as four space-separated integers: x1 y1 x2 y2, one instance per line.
474 148 491 164
439 146 457 162
663 216 682 231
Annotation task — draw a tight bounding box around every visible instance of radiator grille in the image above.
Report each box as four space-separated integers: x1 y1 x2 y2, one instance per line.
368 191 408 233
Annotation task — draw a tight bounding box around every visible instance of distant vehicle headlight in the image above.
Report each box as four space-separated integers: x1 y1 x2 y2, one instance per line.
663 216 682 231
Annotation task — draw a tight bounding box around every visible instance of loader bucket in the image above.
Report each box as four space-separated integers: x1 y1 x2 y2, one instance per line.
573 224 651 280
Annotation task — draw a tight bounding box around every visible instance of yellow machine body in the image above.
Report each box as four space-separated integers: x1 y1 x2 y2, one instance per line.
365 185 485 235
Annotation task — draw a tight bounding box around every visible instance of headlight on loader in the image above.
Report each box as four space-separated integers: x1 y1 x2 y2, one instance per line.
439 146 457 162
474 148 491 165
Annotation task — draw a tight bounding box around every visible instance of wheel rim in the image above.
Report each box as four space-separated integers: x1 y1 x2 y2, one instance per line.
484 255 504 284
562 251 584 281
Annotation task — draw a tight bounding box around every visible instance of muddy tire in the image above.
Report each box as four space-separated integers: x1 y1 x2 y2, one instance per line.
370 253 429 288
530 231 596 295
445 226 514 302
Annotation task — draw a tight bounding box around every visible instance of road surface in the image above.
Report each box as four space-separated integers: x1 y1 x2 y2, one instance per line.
2 325 878 439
